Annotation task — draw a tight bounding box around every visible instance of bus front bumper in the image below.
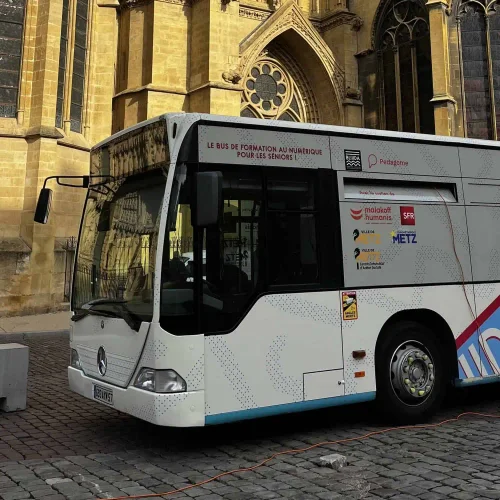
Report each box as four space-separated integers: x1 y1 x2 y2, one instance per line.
68 367 205 427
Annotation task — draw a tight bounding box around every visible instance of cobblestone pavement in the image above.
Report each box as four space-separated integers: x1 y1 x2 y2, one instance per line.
0 334 500 500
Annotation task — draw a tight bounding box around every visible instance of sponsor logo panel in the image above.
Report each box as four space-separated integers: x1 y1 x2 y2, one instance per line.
391 230 417 244
342 291 358 321
350 206 393 224
400 206 415 225
344 150 362 171
353 229 381 245
367 154 409 169
354 248 385 270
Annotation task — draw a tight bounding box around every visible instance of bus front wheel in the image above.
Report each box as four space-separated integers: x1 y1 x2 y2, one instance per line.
375 321 446 424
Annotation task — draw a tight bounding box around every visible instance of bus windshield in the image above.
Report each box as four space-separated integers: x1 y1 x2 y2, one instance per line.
72 168 166 325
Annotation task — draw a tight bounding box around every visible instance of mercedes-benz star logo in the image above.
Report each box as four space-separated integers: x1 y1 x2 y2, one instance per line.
101 320 104 329
97 346 107 376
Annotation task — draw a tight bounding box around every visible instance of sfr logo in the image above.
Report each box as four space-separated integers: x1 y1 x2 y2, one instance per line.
400 206 415 226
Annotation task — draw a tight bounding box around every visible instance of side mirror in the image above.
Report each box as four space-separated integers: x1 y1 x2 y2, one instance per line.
193 172 222 227
34 188 53 224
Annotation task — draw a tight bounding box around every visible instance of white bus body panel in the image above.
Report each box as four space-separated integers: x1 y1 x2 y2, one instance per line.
69 322 206 426
204 292 344 421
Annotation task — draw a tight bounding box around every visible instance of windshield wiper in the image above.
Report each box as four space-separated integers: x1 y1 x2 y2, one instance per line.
72 308 120 322
82 298 127 307
72 299 143 332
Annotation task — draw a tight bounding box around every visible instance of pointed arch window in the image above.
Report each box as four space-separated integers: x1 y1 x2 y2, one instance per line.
55 0 89 133
457 1 500 140
376 0 435 134
0 0 26 118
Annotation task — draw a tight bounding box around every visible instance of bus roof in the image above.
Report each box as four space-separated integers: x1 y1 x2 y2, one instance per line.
92 112 500 153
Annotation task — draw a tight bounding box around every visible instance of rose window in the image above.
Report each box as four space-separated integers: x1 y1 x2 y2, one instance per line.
243 61 292 118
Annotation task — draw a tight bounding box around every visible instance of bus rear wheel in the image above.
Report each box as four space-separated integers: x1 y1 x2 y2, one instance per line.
375 321 446 424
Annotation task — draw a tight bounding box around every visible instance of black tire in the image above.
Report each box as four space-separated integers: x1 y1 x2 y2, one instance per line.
375 321 447 425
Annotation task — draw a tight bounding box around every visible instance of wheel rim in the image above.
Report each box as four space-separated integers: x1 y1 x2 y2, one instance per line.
390 340 435 407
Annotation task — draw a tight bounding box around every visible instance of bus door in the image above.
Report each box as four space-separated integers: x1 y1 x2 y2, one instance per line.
202 166 345 413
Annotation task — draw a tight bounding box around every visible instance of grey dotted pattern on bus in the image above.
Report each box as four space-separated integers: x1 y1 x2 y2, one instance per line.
126 393 189 422
409 287 425 309
140 337 169 366
381 237 405 264
264 294 340 327
128 403 156 423
155 393 189 414
140 339 155 366
185 355 204 390
489 250 500 282
344 348 375 395
414 143 449 177
414 246 462 284
266 336 302 401
474 282 496 301
488 204 500 224
206 336 257 410
358 289 409 316
476 149 494 179
429 206 469 249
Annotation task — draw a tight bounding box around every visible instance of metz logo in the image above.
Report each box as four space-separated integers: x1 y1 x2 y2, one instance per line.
350 208 363 220
400 206 415 226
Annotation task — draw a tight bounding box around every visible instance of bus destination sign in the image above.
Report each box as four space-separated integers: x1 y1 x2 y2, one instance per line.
198 125 330 169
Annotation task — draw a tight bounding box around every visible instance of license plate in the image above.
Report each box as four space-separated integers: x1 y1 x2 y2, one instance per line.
93 384 113 406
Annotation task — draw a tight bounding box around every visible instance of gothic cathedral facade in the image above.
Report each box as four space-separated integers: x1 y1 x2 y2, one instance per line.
0 0 494 315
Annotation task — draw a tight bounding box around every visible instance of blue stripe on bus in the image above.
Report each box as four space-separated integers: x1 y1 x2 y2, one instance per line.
455 375 500 388
205 392 376 425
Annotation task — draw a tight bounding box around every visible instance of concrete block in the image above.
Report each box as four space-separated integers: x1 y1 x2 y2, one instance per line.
316 454 347 470
0 344 29 412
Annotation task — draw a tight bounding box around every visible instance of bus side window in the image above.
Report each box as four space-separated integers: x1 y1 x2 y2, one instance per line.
203 167 264 333
266 171 319 286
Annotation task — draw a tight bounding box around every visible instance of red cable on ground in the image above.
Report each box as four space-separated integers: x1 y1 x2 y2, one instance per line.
102 411 500 500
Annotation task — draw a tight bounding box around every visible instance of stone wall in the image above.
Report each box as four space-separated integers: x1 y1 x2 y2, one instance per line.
7 0 470 316
0 0 116 317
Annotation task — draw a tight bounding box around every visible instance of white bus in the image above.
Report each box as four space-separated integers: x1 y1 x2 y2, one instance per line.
34 113 500 426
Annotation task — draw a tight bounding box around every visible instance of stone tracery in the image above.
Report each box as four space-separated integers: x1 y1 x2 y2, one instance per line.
241 45 319 123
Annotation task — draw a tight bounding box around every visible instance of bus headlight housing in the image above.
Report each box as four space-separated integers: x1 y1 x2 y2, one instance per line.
133 368 187 393
70 349 82 370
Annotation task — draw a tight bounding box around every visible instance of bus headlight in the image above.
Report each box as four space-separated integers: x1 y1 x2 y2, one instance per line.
133 368 187 393
70 349 82 370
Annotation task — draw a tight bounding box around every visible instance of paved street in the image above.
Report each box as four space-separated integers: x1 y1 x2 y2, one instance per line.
0 334 500 500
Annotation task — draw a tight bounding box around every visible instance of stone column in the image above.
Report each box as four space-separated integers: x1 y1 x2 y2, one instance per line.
321 11 364 127
189 0 242 116
426 0 456 136
113 1 154 131
18 0 66 314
